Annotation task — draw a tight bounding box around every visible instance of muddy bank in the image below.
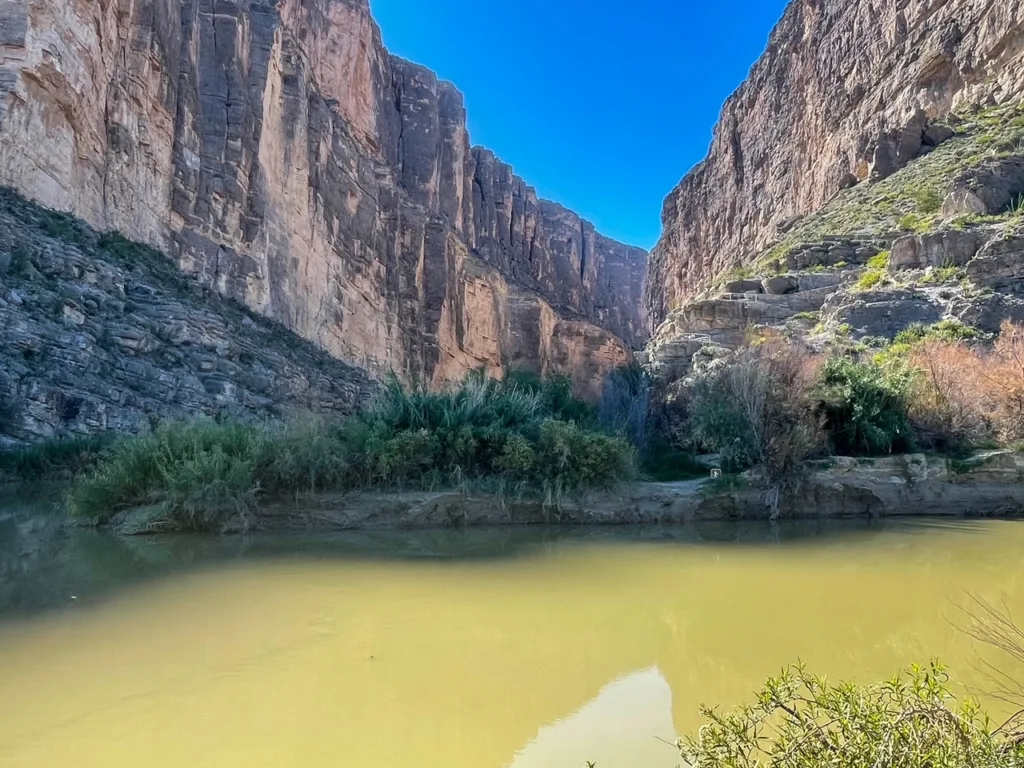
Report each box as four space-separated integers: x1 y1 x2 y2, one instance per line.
103 452 1024 534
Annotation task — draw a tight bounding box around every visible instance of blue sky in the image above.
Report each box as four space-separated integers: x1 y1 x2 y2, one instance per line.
370 0 789 250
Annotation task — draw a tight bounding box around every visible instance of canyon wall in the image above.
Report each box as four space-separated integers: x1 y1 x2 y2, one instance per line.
646 0 1024 324
0 0 646 395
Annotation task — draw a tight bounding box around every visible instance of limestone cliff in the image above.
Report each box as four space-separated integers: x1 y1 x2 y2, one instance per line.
646 0 1024 325
0 0 647 396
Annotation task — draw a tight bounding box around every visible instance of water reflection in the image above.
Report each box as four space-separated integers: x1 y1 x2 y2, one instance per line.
511 668 679 768
1 506 993 620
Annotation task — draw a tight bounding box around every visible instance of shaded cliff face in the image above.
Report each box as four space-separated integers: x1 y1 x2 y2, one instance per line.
0 0 646 396
646 0 1024 325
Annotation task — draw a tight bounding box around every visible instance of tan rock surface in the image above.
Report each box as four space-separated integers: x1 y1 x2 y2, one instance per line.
646 0 1024 326
0 0 647 393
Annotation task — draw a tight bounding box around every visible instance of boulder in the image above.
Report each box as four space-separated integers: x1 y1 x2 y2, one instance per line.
825 289 942 338
869 112 926 181
942 158 1024 218
836 172 859 192
889 231 981 271
723 278 763 294
763 276 800 295
921 123 955 149
950 293 1024 334
965 235 1024 289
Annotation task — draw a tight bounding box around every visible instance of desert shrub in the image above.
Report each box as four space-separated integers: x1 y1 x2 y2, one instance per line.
866 250 891 270
678 661 1024 768
532 419 635 492
912 187 944 214
895 319 984 346
898 321 1024 447
908 341 993 450
856 269 884 290
980 320 1024 441
258 416 353 495
689 339 823 485
816 356 915 455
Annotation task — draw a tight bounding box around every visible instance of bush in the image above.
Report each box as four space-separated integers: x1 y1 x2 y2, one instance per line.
856 269 884 290
679 662 1024 768
979 321 1024 441
67 421 266 527
689 339 823 486
66 373 635 529
816 356 915 455
908 341 993 450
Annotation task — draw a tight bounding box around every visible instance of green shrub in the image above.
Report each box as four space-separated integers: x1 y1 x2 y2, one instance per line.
894 320 984 346
0 433 114 482
679 661 1024 768
531 419 635 491
899 212 933 233
856 269 884 291
816 356 915 455
866 250 891 270
66 373 634 529
67 421 266 525
911 187 944 214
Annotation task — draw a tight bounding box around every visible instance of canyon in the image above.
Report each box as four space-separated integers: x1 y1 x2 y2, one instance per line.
4 0 1024 444
0 0 646 404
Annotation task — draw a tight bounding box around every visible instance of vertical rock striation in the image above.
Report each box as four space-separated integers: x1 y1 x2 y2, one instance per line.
646 0 1024 326
0 0 647 396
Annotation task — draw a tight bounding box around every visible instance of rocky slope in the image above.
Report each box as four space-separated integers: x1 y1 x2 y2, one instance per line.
646 0 1024 327
0 0 646 396
643 103 1024 377
0 190 375 442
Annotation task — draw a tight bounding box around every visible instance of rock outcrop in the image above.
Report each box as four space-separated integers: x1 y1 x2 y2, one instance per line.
646 0 1024 326
0 0 647 396
0 190 376 443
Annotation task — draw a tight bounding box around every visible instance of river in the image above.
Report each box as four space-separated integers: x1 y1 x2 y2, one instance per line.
2 507 1024 768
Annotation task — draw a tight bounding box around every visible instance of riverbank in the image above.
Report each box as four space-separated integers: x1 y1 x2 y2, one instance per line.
96 451 1024 534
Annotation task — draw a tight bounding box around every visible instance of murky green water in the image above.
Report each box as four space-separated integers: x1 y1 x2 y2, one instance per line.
2 505 1024 768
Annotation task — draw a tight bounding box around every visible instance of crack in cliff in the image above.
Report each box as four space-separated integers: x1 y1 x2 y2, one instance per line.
578 219 588 283
393 73 405 176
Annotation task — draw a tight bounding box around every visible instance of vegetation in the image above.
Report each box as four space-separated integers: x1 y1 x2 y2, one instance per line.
678 661 1024 768
816 356 915 455
64 373 637 530
688 336 823 486
0 434 114 483
673 318 1024 487
759 102 1024 273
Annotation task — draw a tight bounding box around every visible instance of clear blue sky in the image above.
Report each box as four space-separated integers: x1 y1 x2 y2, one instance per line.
370 0 788 251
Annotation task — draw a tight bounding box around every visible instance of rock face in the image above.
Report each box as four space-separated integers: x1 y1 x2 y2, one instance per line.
0 190 376 443
646 0 1024 325
0 0 647 396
